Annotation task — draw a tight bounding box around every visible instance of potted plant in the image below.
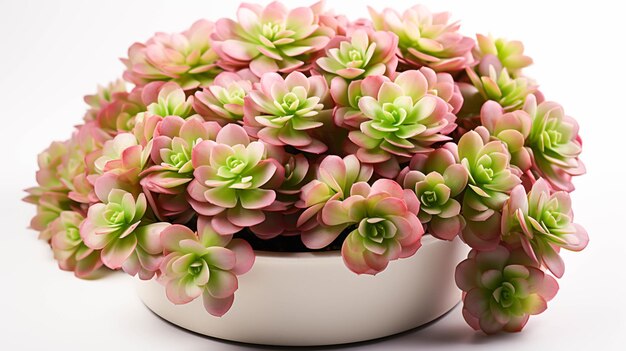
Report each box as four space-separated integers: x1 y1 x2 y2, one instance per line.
24 1 588 346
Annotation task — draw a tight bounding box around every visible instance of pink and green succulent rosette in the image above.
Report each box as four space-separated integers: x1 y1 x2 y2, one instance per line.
25 1 587 335
159 217 254 316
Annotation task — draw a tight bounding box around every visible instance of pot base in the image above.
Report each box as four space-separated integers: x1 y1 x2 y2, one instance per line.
136 236 468 346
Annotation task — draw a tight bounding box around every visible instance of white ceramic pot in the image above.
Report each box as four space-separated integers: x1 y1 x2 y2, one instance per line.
136 235 468 346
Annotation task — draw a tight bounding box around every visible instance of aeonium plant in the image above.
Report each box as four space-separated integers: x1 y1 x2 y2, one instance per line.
24 1 587 335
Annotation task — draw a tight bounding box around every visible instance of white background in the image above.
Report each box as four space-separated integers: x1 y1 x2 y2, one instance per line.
1 0 624 350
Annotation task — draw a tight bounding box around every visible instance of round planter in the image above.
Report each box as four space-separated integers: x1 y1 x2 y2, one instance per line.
136 235 468 346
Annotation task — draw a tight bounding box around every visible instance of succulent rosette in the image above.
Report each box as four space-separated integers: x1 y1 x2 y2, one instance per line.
25 191 73 241
297 154 373 246
50 211 104 278
34 141 69 192
24 1 588 333
92 131 153 204
55 152 89 207
330 75 383 130
133 112 165 149
59 123 111 206
146 82 194 119
458 130 521 218
478 101 533 172
159 218 254 316
211 1 333 77
455 245 559 334
320 179 423 274
142 116 221 191
420 66 464 114
273 153 311 200
187 124 283 235
315 28 398 80
95 81 193 135
94 133 141 175
464 56 537 112
473 35 533 77
80 189 169 279
67 172 98 206
331 66 462 130
123 20 221 90
193 70 259 125
369 5 474 72
250 152 311 239
397 148 468 240
24 141 76 238
501 179 588 277
317 7 350 36
83 80 128 122
94 85 147 134
523 95 584 192
457 130 521 249
244 71 333 153
140 116 221 222
347 70 457 177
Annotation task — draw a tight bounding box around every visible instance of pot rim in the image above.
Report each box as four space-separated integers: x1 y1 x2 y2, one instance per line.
252 234 439 260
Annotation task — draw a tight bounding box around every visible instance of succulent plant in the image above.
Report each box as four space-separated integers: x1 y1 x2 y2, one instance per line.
95 85 146 134
54 142 92 207
420 66 464 114
250 152 311 239
83 80 128 122
73 119 112 155
140 116 221 222
94 133 140 174
455 245 559 334
25 191 73 241
23 1 589 331
274 153 311 197
80 189 168 279
50 211 104 278
133 112 162 147
187 124 283 235
24 140 77 239
297 154 373 247
465 56 537 112
523 95 585 192
316 28 398 80
473 34 533 77
369 5 474 72
193 70 259 125
321 179 423 274
92 131 154 203
159 218 254 316
330 75 383 130
348 70 457 177
458 131 521 218
31 125 103 204
67 173 98 206
244 71 332 153
141 116 221 194
34 141 69 192
477 101 533 172
123 20 221 90
397 148 468 240
146 82 194 119
211 1 333 77
331 67 463 130
316 6 351 36
457 130 521 249
501 179 588 277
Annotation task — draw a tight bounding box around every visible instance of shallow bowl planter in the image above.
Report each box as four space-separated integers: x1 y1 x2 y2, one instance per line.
136 235 468 346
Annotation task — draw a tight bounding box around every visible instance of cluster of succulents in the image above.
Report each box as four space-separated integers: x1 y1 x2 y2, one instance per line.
25 1 587 333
